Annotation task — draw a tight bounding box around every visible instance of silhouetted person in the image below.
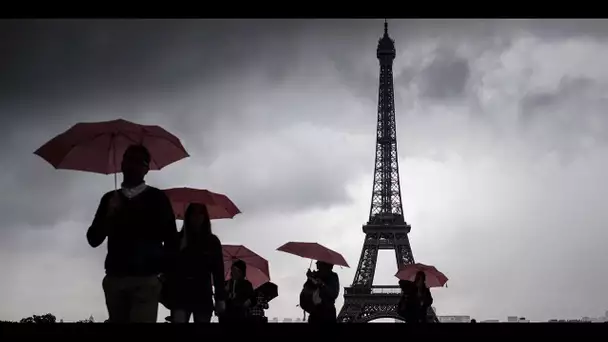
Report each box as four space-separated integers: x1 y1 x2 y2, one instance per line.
86 145 178 323
220 260 255 323
398 271 433 323
168 203 226 323
250 291 269 323
471 319 477 323
304 261 339 324
397 279 416 322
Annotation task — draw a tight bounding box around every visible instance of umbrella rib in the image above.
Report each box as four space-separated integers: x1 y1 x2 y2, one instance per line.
53 131 109 170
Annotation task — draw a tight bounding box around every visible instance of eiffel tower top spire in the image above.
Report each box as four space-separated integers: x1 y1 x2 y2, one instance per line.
377 19 396 62
384 18 388 35
369 19 403 224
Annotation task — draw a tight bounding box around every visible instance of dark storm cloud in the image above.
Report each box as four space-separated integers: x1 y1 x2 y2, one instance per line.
418 51 470 100
520 77 598 123
0 19 372 239
519 76 608 162
0 19 307 132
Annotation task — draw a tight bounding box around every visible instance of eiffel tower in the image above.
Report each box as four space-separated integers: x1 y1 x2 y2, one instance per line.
337 20 434 323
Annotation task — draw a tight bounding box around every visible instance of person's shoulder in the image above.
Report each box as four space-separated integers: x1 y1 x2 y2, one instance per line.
100 190 116 202
144 185 164 195
144 186 170 201
210 234 222 244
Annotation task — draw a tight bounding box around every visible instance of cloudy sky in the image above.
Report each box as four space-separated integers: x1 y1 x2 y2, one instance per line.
2 19 608 322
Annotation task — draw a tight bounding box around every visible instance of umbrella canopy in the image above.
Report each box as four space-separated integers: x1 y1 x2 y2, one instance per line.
223 245 270 289
394 263 448 288
34 118 189 187
254 281 278 302
163 187 241 220
276 242 349 268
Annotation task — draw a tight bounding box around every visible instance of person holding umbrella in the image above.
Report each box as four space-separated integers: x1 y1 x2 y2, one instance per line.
220 259 256 323
167 203 226 323
86 145 179 323
399 271 433 323
304 261 340 324
249 291 269 323
250 282 278 323
397 280 416 323
395 263 445 323
276 241 348 324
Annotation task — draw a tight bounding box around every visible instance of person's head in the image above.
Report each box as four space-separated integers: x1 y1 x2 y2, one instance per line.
414 271 426 287
471 319 477 323
231 259 247 280
121 145 150 184
183 203 211 236
398 280 413 291
316 261 334 275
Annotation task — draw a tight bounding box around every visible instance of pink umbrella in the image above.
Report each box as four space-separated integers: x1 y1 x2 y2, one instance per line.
395 263 448 288
163 187 241 220
277 242 349 268
34 118 189 188
223 245 270 289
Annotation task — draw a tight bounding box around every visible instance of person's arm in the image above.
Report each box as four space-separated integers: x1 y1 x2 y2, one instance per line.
242 280 256 308
86 193 111 248
397 295 407 316
319 273 340 302
423 288 433 307
210 235 227 302
158 192 178 274
260 297 269 310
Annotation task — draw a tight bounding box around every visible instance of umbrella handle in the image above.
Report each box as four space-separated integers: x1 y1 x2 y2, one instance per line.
112 137 118 190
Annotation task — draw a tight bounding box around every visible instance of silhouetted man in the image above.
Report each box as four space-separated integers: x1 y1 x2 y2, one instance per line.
306 261 339 324
87 145 178 323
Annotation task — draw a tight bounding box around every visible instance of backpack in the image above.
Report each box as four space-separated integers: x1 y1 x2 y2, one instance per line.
299 279 318 314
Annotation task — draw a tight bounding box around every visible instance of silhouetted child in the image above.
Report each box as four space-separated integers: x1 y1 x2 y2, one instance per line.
249 291 269 323
220 260 256 323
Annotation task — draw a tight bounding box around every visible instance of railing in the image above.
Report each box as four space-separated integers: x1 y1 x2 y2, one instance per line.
344 285 402 295
371 286 402 294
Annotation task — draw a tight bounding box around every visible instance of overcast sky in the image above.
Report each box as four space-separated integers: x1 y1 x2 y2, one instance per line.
2 19 608 322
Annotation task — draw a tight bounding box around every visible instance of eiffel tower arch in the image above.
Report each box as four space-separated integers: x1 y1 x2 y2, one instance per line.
337 20 436 323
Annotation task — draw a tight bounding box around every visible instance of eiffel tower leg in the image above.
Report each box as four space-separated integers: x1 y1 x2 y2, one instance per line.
394 232 415 268
351 234 379 287
337 299 361 323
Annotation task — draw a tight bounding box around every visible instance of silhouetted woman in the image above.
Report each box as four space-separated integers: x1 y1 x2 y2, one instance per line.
168 203 226 323
220 260 256 323
398 271 433 323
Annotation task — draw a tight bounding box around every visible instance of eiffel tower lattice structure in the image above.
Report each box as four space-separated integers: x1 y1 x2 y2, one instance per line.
337 20 438 323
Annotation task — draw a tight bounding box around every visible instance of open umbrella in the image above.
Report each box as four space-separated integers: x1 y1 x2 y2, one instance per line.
163 187 241 220
34 118 189 188
223 245 270 289
395 263 448 288
277 242 349 268
254 281 278 302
